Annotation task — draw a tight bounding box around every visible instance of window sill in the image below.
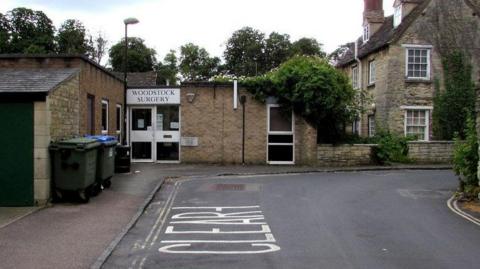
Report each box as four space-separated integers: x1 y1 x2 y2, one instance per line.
405 78 432 84
367 83 375 88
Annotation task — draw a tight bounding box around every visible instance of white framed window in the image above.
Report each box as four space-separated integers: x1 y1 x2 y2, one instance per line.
267 104 295 165
368 60 376 85
363 24 370 43
404 109 430 141
368 115 376 137
352 66 359 89
405 47 431 80
116 104 122 136
101 99 109 134
394 5 402 28
352 118 361 135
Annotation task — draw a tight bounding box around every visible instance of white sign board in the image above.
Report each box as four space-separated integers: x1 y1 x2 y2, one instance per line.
181 137 199 147
127 88 180 105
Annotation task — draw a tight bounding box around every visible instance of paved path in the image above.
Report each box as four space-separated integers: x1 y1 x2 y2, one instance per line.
104 170 480 269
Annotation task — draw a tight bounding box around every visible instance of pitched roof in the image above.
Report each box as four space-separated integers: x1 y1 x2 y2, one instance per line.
0 68 79 93
0 54 123 82
336 0 432 67
112 71 157 87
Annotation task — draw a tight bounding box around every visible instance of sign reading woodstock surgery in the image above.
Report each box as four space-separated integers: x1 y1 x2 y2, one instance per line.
127 88 180 105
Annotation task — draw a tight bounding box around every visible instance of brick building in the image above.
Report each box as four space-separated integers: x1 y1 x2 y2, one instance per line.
126 82 318 165
336 0 480 140
0 55 124 206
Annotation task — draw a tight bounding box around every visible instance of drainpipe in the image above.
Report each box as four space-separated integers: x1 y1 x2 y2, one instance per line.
354 41 363 136
240 95 247 164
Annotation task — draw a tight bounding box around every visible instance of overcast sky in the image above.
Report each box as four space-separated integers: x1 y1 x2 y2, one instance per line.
2 0 394 62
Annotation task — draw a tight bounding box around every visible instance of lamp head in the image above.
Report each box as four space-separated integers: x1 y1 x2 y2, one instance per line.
124 17 139 25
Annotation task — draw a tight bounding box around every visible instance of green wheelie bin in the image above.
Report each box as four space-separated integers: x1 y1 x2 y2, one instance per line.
85 135 118 190
49 137 100 203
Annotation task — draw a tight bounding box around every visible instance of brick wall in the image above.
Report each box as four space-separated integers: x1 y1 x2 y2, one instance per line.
180 84 317 165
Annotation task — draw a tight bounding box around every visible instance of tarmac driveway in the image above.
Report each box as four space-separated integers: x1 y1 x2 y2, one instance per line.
104 170 480 269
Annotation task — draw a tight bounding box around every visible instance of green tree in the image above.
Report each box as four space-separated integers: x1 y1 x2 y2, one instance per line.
0 13 10 53
265 32 292 71
109 37 156 72
179 43 220 81
157 49 179 85
90 31 108 64
453 117 478 188
291 37 326 58
7 7 55 53
432 51 475 139
244 56 357 142
224 27 266 76
56 19 93 55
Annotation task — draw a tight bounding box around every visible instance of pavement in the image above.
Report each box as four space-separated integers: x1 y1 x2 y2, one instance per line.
104 170 480 269
0 163 461 269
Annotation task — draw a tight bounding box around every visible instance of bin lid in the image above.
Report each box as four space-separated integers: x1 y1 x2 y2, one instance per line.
54 137 101 150
85 135 118 146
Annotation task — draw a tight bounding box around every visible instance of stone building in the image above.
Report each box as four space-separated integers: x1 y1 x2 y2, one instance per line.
0 55 124 206
336 0 480 141
126 82 318 165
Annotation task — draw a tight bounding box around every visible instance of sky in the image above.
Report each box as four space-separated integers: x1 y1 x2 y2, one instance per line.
1 0 394 63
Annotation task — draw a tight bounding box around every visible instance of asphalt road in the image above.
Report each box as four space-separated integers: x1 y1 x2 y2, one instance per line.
103 170 480 269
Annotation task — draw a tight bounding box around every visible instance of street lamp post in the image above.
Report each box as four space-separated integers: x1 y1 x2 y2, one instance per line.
122 17 139 145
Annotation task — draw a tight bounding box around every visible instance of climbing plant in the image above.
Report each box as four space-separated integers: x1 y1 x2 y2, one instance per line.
242 56 359 143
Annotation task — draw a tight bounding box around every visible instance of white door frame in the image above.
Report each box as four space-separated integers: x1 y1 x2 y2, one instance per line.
266 104 295 165
130 106 154 163
154 105 181 164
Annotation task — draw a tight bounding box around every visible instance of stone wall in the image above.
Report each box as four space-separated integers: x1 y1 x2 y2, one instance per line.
33 102 51 205
0 56 124 138
317 144 375 166
180 83 317 165
407 141 454 164
317 141 454 166
48 74 80 141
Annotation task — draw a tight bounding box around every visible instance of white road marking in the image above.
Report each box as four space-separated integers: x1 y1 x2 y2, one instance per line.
161 233 276 244
172 206 260 211
158 243 281 254
170 217 266 225
447 196 480 226
165 224 271 234
171 211 263 219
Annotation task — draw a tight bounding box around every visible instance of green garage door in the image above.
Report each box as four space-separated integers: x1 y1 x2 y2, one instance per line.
0 103 34 206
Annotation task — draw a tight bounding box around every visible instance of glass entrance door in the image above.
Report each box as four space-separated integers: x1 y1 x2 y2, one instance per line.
130 108 153 162
155 105 180 162
267 105 294 164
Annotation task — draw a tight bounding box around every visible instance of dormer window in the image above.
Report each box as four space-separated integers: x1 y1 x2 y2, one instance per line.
394 5 402 27
363 24 370 42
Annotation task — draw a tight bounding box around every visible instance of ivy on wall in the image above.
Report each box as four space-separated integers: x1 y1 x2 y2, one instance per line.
433 51 476 140
240 56 360 143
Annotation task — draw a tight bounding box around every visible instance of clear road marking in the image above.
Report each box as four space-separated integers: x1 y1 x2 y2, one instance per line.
158 243 281 254
161 233 276 244
447 196 480 227
171 211 263 219
165 224 271 234
159 205 280 255
172 206 260 211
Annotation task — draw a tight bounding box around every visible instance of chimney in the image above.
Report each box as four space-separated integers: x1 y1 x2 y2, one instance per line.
363 0 385 36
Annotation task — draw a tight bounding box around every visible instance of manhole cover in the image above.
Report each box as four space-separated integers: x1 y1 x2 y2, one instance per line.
213 184 246 191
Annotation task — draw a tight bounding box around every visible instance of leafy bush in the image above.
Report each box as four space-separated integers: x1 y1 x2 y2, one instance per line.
453 117 479 186
372 129 412 164
242 56 358 143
